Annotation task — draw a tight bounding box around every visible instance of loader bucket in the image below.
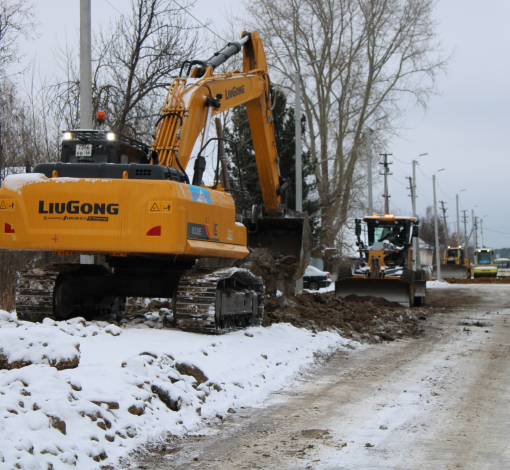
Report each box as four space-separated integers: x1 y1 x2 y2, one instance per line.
245 211 311 296
335 277 414 308
432 264 470 279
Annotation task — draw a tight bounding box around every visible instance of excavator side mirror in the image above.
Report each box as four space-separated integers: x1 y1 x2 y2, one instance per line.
412 225 419 238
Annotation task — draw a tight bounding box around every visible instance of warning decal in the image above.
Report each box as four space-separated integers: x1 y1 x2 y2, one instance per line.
149 201 172 213
0 200 15 211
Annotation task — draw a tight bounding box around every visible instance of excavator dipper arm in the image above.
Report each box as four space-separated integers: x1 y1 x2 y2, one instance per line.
152 31 282 214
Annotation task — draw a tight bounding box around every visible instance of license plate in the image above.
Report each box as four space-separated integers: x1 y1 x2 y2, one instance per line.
76 144 93 157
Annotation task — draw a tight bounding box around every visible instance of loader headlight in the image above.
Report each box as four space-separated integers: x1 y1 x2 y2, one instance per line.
63 132 73 140
106 132 117 141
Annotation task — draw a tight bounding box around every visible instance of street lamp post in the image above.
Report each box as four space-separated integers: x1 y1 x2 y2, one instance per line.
433 169 445 280
295 59 323 213
411 153 427 270
295 59 322 294
365 116 386 215
456 189 466 243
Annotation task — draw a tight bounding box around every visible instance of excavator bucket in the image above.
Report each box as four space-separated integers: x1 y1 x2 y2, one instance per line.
245 211 311 295
432 264 470 279
335 277 415 307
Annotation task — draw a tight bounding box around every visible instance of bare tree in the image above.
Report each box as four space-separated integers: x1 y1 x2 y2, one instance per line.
0 0 37 73
52 0 202 141
243 0 449 251
0 75 58 179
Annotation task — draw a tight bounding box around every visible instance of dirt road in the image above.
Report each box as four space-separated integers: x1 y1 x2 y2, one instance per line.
133 285 510 469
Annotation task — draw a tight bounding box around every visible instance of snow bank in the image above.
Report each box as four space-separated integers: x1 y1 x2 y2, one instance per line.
0 310 354 470
0 320 80 370
426 280 451 288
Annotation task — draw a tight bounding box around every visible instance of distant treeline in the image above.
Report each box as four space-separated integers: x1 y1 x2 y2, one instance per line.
494 248 510 259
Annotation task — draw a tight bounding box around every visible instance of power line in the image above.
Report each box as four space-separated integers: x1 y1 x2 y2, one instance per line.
436 181 455 200
418 165 432 181
392 156 412 165
171 0 227 42
484 228 510 235
105 0 123 15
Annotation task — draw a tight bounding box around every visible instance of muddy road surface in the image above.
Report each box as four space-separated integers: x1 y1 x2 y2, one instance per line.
131 285 510 469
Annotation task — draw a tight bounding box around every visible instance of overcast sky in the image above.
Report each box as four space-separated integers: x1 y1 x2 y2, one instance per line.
12 0 510 248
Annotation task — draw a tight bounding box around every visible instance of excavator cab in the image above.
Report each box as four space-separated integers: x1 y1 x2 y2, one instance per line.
60 129 150 165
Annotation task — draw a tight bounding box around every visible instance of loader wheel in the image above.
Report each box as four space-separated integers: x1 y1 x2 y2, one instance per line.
337 264 352 281
401 269 415 308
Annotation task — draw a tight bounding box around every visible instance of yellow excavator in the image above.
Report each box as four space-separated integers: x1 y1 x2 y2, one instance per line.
432 246 473 279
335 215 426 307
0 32 310 333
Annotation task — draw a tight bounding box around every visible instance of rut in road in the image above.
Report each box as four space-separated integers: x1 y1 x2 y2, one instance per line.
130 285 510 470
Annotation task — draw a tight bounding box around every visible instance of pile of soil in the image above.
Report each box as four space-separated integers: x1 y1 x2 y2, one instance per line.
445 277 510 284
236 247 303 296
262 292 426 343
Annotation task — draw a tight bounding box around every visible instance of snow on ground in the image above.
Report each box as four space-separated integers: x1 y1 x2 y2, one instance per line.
304 282 336 294
0 311 355 470
426 280 452 288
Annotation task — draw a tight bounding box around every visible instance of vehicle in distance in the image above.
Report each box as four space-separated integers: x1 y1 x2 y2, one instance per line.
495 258 510 277
303 265 331 290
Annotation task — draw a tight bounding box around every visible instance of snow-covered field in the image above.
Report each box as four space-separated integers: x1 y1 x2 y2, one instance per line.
0 310 355 470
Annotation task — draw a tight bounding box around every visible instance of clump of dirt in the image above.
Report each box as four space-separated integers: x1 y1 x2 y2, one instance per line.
236 247 303 297
445 277 510 284
262 292 425 342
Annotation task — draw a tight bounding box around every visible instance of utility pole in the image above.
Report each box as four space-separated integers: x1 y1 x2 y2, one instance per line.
475 217 479 249
480 219 484 248
79 0 94 265
433 175 441 280
294 70 303 295
411 157 426 269
411 161 418 216
472 209 477 253
294 70 302 213
439 201 448 242
407 176 418 269
80 0 92 129
456 194 460 240
379 153 393 214
461 209 469 253
366 127 373 214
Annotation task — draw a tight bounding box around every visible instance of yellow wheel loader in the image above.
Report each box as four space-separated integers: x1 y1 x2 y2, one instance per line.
0 32 310 333
473 248 498 278
432 246 473 279
335 215 426 307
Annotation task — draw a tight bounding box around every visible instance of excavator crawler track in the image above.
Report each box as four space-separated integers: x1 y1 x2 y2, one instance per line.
16 264 122 322
16 268 60 322
174 268 264 334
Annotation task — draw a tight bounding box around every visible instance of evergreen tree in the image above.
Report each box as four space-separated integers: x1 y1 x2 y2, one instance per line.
224 90 321 241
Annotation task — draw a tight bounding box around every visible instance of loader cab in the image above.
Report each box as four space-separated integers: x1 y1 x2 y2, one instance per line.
60 130 150 165
446 246 464 264
365 217 412 248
